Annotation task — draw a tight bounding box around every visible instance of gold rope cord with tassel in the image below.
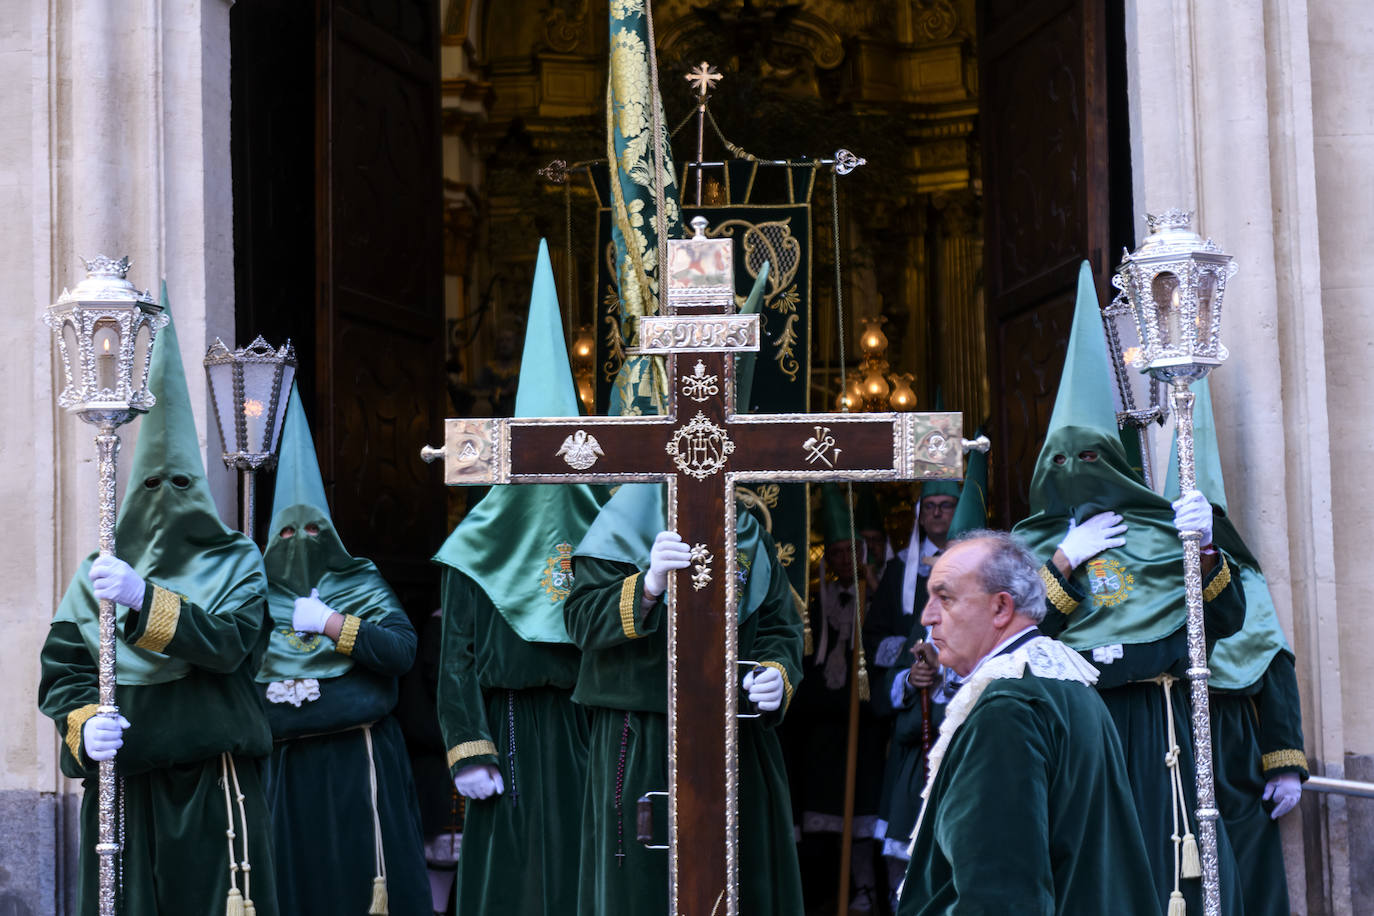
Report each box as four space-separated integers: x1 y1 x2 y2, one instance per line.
220 753 254 916
364 725 390 915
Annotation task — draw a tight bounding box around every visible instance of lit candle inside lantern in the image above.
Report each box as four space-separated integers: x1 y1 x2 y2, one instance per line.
94 326 119 392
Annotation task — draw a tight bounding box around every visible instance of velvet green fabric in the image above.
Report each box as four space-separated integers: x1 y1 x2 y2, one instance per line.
263 715 428 916
433 569 588 914
74 755 279 916
433 240 610 645
1163 379 1294 690
573 483 773 623
258 385 404 682
897 673 1159 916
565 550 804 915
54 290 267 686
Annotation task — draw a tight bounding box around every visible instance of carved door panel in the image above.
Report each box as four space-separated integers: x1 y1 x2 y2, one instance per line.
316 0 444 610
979 0 1117 525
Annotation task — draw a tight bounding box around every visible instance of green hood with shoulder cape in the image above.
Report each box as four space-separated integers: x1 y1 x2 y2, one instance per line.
53 284 268 686
1164 378 1291 690
256 383 405 682
1012 262 1198 650
432 240 610 643
575 263 774 621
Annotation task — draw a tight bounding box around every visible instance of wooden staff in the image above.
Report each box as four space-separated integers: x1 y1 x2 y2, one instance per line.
920 684 932 784
836 599 863 916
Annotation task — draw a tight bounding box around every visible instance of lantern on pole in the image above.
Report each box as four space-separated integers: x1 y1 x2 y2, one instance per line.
45 255 167 916
1111 209 1237 916
203 336 296 537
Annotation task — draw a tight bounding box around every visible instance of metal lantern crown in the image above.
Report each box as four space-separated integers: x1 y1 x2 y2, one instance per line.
46 256 166 428
1111 210 1237 384
204 336 297 470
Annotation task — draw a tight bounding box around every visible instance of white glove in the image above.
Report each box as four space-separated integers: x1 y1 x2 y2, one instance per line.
292 588 334 634
644 531 693 598
743 666 785 712
1263 773 1302 819
453 763 504 800
89 555 147 610
1171 489 1214 547
82 713 130 762
1056 512 1127 569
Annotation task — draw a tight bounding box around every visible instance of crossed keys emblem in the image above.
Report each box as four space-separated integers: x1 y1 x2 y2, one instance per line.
802 426 841 467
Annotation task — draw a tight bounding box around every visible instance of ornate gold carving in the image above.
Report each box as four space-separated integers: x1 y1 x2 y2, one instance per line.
636 315 760 352
666 412 735 479
556 430 605 470
447 740 497 768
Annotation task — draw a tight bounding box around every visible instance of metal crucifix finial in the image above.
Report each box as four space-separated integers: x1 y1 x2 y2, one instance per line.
685 61 722 100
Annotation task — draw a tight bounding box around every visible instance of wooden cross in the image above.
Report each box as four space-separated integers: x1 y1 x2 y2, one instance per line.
422 217 985 916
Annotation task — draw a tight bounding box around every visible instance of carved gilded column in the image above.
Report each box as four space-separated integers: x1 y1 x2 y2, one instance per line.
932 190 986 423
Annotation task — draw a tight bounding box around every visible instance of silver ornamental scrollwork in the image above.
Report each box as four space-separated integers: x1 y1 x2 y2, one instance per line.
833 149 867 176
923 432 951 461
690 543 713 591
636 315 760 353
438 418 503 485
556 430 605 470
681 360 720 402
665 411 735 480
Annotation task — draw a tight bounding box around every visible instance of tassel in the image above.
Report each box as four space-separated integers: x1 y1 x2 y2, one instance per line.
1181 832 1201 879
1167 890 1186 916
857 654 871 702
226 888 245 916
368 876 389 915
243 900 256 916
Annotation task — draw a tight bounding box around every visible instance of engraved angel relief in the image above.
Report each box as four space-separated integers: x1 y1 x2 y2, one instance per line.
556 429 605 470
690 543 714 591
681 360 719 402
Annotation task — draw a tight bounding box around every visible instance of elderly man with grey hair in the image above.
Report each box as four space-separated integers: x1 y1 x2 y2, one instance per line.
896 530 1158 915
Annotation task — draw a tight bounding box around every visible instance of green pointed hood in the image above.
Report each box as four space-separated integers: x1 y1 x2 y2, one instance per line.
434 240 610 642
1163 378 1291 689
1013 262 1192 650
257 384 404 682
576 258 774 622
55 283 267 685
818 483 854 546
947 427 988 539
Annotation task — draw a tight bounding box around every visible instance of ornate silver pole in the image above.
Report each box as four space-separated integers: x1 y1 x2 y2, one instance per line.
1112 210 1236 916
240 468 256 538
93 428 121 916
46 256 167 916
1170 380 1221 915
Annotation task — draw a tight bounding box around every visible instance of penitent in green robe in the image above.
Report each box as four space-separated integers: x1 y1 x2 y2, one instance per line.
898 667 1160 916
564 537 805 916
1039 560 1248 916
435 569 590 915
39 575 279 916
1211 652 1307 916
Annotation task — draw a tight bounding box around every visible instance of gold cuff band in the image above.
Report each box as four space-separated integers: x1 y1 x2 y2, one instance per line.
619 573 643 640
335 614 362 656
65 704 100 762
134 585 181 653
1039 565 1079 615
1202 558 1231 602
757 661 794 709
1261 748 1308 773
447 740 497 768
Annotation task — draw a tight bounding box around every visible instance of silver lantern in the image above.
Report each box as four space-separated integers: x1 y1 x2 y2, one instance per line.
45 255 168 916
203 336 297 537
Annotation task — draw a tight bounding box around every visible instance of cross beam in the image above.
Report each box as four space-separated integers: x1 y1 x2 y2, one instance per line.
423 219 985 915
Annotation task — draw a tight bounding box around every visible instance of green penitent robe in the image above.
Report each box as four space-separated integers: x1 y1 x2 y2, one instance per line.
564 537 805 916
1211 652 1307 916
435 569 590 915
898 664 1160 916
39 573 279 916
1039 560 1249 915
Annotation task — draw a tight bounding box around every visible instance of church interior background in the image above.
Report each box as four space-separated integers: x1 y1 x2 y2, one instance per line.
5 0 1373 912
